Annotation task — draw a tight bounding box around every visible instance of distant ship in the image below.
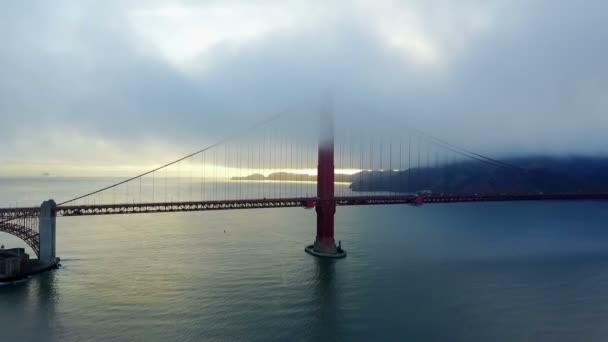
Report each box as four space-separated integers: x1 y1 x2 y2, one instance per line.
41 172 50 176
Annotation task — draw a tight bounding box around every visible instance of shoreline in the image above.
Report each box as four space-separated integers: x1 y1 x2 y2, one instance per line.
0 257 60 284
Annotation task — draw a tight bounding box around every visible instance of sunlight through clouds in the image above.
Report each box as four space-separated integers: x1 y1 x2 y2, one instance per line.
1 0 608 176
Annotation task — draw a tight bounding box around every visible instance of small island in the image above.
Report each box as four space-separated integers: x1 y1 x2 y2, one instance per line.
231 172 353 183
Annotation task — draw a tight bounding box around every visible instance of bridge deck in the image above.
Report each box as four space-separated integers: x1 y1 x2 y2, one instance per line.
50 193 608 217
2 193 608 218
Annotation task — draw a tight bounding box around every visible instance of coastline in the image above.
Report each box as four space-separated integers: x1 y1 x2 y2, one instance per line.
0 257 60 284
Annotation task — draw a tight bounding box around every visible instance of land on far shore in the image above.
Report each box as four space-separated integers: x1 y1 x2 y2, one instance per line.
351 156 608 194
232 156 608 194
231 172 353 183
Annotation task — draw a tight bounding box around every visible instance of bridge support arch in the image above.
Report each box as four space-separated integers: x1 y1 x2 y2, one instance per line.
305 100 346 258
39 200 57 265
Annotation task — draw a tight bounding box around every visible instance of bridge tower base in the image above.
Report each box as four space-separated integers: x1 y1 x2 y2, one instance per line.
305 99 346 259
39 199 58 266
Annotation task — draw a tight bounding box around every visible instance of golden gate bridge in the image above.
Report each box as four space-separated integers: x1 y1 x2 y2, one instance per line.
1 106 607 264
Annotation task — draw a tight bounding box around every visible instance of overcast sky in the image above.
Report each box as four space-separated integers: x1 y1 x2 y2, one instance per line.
1 0 607 175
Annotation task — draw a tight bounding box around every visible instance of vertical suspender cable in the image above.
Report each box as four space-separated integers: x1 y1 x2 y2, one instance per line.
408 135 411 192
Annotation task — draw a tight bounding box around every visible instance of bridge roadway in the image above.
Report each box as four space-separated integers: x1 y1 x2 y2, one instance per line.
2 193 608 218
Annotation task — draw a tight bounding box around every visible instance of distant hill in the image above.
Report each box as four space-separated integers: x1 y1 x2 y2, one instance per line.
231 157 608 194
232 172 352 183
350 156 608 194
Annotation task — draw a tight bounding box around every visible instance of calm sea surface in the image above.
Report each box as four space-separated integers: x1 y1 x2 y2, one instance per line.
2 178 608 341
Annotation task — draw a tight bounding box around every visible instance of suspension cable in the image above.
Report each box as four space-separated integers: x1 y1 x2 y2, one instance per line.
57 111 288 206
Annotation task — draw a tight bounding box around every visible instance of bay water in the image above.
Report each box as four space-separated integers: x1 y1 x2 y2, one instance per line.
1 178 608 341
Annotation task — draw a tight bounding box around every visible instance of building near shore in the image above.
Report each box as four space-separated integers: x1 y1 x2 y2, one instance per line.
0 247 30 280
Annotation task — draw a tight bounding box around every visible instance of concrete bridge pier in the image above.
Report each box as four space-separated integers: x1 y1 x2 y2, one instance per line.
39 199 57 265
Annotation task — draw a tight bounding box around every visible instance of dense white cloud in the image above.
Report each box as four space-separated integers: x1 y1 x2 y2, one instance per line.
1 0 607 174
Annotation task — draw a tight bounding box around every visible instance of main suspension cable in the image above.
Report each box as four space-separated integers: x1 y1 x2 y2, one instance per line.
57 111 288 206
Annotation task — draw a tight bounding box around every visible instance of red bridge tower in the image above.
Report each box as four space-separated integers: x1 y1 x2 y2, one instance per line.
305 100 346 258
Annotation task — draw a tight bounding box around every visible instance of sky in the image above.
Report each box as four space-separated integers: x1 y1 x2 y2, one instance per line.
1 0 607 176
